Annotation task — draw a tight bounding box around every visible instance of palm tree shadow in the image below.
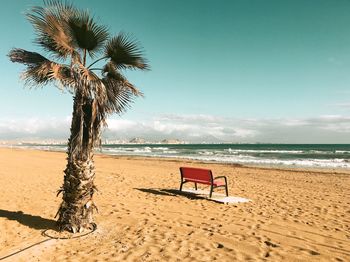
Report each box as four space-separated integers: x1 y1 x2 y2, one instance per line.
0 209 57 230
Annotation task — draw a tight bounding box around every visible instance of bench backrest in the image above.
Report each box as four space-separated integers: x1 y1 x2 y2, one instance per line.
180 167 213 182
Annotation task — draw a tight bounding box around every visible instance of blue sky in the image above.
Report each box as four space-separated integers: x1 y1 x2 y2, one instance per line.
1 0 350 143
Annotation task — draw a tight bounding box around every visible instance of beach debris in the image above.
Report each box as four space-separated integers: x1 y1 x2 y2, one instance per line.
264 241 279 248
217 243 224 248
309 250 320 256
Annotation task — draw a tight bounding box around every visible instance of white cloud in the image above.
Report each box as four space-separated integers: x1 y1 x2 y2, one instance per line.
0 117 70 140
0 114 349 143
332 103 350 109
107 119 138 131
283 119 309 126
102 114 350 143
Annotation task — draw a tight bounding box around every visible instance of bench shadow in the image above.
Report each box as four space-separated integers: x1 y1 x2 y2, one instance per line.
0 209 57 231
135 188 205 200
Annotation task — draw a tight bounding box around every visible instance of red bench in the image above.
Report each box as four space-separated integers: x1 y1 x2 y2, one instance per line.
179 167 228 198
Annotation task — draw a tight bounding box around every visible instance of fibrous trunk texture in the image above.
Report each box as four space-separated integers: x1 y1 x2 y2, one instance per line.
56 91 98 233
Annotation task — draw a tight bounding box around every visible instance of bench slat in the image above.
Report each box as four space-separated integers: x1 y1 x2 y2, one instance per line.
180 167 212 182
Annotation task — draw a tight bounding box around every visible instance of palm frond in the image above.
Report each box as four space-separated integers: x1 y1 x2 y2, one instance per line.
102 62 143 96
26 1 76 58
8 48 74 88
68 10 109 58
43 0 75 19
9 48 48 65
101 77 135 114
104 32 149 70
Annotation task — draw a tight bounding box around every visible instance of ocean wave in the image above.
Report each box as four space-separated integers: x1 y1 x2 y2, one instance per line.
102 148 350 168
152 147 170 150
177 155 350 169
335 150 350 154
7 144 350 169
225 148 306 154
103 146 180 155
198 151 214 155
16 145 67 152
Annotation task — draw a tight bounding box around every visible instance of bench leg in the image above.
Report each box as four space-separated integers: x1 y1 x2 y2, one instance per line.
179 181 183 191
225 184 229 197
209 184 214 198
194 182 197 190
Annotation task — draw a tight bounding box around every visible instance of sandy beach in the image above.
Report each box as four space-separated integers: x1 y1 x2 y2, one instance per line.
0 147 349 261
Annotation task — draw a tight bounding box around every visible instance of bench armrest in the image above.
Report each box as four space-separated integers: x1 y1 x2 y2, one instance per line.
214 176 227 184
214 176 227 180
213 176 228 188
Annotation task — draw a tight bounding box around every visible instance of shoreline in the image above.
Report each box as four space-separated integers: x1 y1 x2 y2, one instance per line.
3 145 350 175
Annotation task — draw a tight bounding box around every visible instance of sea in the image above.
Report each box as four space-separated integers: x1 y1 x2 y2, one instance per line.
10 143 350 170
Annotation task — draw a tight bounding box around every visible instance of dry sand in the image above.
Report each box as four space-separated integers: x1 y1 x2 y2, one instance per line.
0 147 349 261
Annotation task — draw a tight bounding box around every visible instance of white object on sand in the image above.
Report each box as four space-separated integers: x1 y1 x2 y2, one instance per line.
181 188 250 204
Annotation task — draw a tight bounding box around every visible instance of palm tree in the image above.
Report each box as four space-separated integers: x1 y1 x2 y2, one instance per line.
8 0 149 233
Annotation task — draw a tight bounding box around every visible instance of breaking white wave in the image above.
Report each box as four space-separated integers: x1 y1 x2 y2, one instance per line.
104 146 180 155
98 146 350 169
225 148 305 154
177 155 350 169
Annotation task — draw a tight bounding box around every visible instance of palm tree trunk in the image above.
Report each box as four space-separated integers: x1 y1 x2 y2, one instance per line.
56 91 98 233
